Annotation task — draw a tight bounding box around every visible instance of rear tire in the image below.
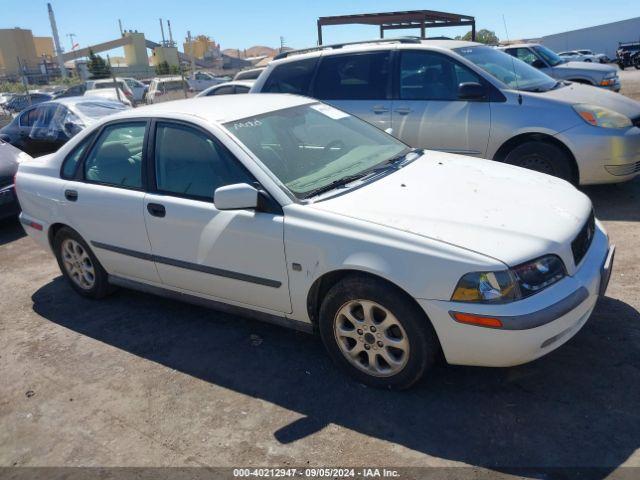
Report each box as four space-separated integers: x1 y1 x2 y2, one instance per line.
503 141 575 183
318 274 439 390
53 227 112 299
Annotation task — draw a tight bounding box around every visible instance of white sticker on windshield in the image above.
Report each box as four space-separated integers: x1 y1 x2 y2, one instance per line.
311 104 350 120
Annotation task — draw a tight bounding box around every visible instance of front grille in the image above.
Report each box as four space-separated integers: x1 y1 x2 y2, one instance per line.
605 160 640 176
571 211 595 267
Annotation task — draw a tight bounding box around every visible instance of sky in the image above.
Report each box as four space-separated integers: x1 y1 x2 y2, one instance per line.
2 0 639 54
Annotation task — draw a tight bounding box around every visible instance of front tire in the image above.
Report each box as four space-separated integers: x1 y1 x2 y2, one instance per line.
503 141 575 183
53 227 112 299
318 275 439 389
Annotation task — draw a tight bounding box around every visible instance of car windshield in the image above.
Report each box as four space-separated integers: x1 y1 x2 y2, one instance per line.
75 101 127 118
532 45 565 66
224 103 410 199
454 46 557 92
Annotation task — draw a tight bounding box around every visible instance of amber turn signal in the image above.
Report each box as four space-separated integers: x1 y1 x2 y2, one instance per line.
451 312 503 329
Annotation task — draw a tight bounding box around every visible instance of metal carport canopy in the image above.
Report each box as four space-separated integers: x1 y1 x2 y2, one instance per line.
317 10 476 45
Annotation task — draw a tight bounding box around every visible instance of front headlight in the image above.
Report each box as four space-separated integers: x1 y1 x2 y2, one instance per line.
573 104 631 128
451 255 566 304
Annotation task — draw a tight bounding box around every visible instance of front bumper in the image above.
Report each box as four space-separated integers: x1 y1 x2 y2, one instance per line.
557 123 640 184
418 224 611 367
0 184 20 220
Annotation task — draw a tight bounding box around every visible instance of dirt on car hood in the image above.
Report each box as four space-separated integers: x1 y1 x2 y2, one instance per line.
310 152 593 270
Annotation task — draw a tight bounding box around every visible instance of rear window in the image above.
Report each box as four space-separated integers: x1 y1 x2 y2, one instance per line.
158 81 185 92
313 52 390 100
95 81 125 90
262 58 318 95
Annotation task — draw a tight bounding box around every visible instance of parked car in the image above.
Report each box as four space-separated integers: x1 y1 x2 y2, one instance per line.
0 92 16 108
85 78 136 105
0 139 31 220
16 95 614 389
121 77 147 103
575 49 609 63
147 77 188 104
616 42 640 70
252 39 640 184
558 50 597 62
53 83 87 99
196 80 254 97
187 71 230 92
233 67 266 81
499 44 620 91
3 93 54 114
0 97 128 157
83 88 133 107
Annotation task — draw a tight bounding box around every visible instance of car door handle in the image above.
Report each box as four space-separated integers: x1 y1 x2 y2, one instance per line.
64 189 78 201
372 105 389 114
147 203 166 218
394 107 412 115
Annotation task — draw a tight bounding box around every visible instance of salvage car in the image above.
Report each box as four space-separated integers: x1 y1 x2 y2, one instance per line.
196 80 254 97
500 44 620 91
16 95 614 389
252 39 639 184
0 139 30 220
0 97 128 156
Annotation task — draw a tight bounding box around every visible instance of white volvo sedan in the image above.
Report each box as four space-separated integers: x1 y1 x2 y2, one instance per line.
16 94 615 389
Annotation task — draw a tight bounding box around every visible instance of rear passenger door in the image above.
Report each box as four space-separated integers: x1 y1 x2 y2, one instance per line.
311 51 392 131
391 50 491 156
60 120 161 284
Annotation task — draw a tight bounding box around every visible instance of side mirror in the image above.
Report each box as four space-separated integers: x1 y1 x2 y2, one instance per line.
214 183 259 210
531 59 546 69
458 82 486 100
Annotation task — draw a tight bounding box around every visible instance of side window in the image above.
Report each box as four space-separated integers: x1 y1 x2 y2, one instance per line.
314 52 390 100
84 122 146 189
399 51 469 101
235 86 250 94
19 108 39 127
262 57 318 94
61 132 96 179
513 48 538 66
154 123 254 200
208 85 235 96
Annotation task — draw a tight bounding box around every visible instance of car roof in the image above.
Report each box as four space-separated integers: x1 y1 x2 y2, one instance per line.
270 38 481 64
28 96 124 108
105 93 314 124
498 43 540 49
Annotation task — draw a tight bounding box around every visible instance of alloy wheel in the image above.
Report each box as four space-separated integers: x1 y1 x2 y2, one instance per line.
61 238 96 290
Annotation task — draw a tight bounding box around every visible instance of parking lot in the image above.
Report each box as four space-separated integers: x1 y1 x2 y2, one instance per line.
1 72 639 477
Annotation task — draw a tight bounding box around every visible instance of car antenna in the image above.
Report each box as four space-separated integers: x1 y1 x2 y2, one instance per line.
502 15 523 105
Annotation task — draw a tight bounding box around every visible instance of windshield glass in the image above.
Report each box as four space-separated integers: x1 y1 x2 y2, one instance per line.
224 103 409 199
533 45 565 66
75 101 127 118
454 46 557 92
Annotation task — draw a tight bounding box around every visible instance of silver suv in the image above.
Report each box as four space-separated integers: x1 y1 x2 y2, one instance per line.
499 44 620 91
251 39 640 185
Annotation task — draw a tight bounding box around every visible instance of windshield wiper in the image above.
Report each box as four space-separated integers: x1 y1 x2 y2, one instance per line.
303 172 372 199
373 148 420 171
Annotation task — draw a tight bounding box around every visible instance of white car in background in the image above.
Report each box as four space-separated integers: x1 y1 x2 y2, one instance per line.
16 95 614 389
85 78 136 105
121 77 147 103
558 50 598 63
83 88 132 107
187 71 231 92
576 49 609 63
146 76 188 104
196 80 254 97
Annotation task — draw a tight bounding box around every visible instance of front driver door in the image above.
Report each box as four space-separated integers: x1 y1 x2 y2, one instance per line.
143 120 291 314
391 50 491 157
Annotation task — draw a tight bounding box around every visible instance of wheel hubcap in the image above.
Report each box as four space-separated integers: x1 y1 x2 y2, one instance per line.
61 239 95 290
518 154 554 175
333 299 410 377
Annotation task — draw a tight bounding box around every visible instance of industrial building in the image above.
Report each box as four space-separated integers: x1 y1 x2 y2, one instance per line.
541 17 640 58
0 27 54 78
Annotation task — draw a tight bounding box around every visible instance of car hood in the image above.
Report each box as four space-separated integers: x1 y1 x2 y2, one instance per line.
555 61 616 74
531 83 640 119
310 153 593 271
